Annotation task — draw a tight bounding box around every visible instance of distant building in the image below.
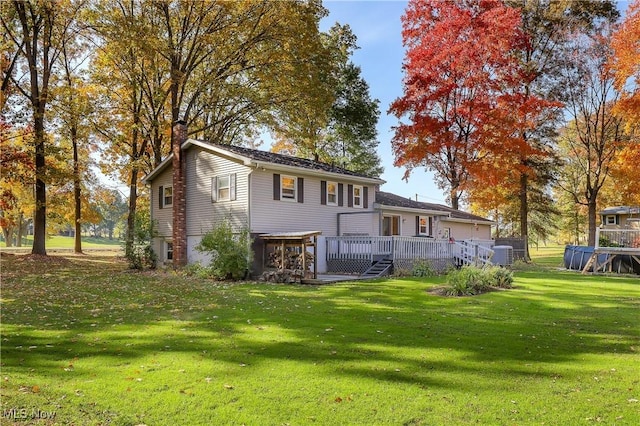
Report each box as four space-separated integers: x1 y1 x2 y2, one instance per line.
600 206 640 229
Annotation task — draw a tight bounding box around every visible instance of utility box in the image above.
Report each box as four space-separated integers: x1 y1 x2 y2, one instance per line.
493 245 514 266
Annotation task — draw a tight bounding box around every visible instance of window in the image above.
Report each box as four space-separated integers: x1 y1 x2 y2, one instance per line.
606 215 617 225
212 174 235 202
281 175 297 201
163 186 173 208
327 182 338 205
419 216 428 235
218 175 230 200
166 242 173 261
353 185 363 208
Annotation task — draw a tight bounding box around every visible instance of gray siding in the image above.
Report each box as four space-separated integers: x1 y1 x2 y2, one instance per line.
186 148 250 235
249 168 376 236
151 167 174 238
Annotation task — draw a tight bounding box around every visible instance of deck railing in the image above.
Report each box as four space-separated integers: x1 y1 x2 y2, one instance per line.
596 228 640 249
326 236 455 263
452 240 495 267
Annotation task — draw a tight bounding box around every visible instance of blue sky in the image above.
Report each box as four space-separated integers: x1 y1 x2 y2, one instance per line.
321 0 445 204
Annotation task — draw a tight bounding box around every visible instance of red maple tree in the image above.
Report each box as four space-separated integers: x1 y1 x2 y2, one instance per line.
390 0 556 211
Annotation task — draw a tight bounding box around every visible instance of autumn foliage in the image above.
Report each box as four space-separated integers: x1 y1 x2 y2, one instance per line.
610 0 640 127
390 0 555 210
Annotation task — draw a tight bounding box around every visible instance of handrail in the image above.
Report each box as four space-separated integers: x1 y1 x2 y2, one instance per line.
453 240 494 267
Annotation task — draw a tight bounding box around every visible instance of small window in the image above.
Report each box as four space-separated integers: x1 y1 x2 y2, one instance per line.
166 242 173 261
281 175 297 201
163 186 173 207
327 182 338 205
218 175 230 201
606 215 617 225
419 216 428 235
353 186 363 208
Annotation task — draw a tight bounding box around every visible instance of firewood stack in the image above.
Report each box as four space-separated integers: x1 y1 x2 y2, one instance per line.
267 248 313 272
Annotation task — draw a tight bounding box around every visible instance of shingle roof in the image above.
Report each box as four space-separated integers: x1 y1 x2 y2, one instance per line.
599 206 640 215
375 191 492 223
207 142 377 179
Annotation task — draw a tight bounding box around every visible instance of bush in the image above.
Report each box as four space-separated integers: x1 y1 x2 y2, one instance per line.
445 265 513 296
487 266 514 288
446 266 492 296
412 259 437 277
196 219 253 280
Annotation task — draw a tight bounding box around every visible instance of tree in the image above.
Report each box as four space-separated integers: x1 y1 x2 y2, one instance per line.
89 0 170 258
390 0 538 210
499 0 618 257
557 23 624 246
1 0 83 255
0 123 34 247
610 0 640 127
272 24 383 177
53 22 95 253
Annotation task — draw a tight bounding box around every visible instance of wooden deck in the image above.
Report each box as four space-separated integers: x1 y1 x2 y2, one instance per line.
581 229 640 274
325 236 495 274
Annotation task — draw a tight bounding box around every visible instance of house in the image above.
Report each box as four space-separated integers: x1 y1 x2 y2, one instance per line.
600 206 640 229
372 191 492 240
143 122 494 274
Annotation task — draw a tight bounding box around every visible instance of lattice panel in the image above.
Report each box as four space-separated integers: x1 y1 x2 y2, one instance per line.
327 259 371 275
394 259 454 274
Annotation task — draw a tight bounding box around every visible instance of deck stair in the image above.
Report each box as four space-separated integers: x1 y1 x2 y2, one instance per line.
361 258 393 278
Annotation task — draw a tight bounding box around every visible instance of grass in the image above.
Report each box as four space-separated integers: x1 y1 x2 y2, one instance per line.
1 235 122 249
1 254 639 425
530 244 566 268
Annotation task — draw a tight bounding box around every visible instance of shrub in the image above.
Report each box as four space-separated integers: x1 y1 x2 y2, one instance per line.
445 266 491 296
196 219 253 280
487 266 514 288
412 259 437 277
444 265 512 296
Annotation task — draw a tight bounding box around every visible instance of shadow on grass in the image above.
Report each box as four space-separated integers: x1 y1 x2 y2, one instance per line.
2 254 639 392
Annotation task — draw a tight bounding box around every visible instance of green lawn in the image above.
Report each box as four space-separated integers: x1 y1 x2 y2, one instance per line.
1 235 122 249
1 254 639 425
529 244 566 268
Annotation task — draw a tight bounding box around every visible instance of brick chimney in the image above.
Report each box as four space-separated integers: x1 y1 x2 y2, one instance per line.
172 120 188 267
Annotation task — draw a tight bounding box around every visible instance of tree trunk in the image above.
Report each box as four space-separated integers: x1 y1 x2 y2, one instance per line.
587 198 597 247
3 225 13 247
450 189 459 210
73 125 82 253
16 212 24 247
32 113 47 255
519 171 530 261
125 168 138 257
